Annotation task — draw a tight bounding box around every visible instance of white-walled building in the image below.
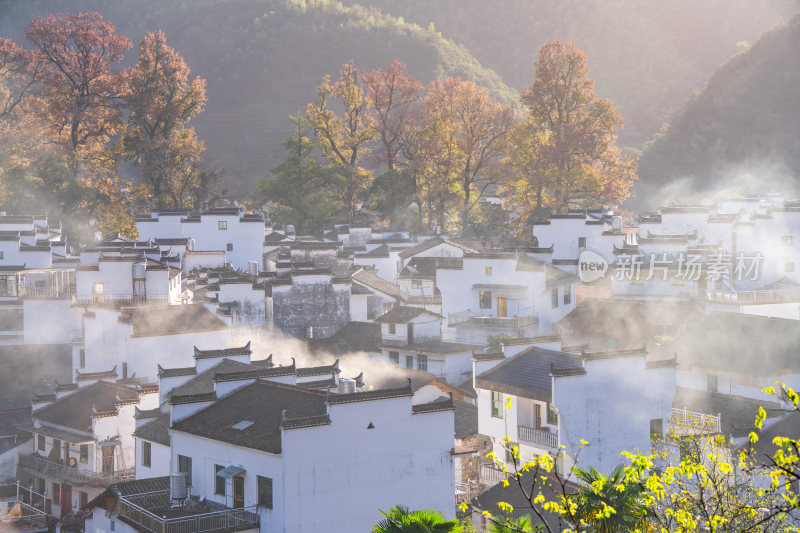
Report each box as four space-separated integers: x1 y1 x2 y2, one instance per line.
136 208 265 271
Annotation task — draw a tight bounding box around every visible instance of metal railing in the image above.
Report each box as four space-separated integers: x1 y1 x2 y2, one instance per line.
19 286 75 299
0 500 49 531
479 464 508 485
613 284 695 300
449 309 538 329
518 425 559 449
669 408 721 434
705 287 800 304
18 454 134 487
118 490 260 533
73 294 169 306
455 482 478 506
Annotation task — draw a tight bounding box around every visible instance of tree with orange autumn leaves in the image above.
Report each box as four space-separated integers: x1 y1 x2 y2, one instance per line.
0 13 215 238
283 42 635 235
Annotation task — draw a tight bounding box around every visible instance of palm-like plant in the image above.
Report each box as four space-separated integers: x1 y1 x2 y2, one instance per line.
570 466 647 533
373 505 463 533
487 515 540 533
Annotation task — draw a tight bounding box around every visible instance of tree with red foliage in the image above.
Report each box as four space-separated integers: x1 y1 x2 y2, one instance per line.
25 12 132 169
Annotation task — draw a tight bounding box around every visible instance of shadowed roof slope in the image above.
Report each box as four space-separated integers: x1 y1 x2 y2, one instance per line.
475 348 582 402
119 304 228 337
171 380 328 454
34 381 139 433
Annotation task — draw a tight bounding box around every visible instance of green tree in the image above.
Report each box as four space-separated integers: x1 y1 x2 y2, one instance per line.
373 504 462 533
570 466 646 532
258 114 347 233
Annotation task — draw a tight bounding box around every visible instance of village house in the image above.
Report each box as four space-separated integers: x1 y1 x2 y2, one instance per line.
16 377 158 518
135 207 265 271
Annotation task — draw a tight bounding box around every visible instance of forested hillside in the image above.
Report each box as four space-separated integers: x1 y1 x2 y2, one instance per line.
636 13 800 207
345 0 791 147
0 0 514 195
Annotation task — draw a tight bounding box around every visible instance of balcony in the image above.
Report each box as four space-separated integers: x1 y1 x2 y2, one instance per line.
448 309 538 330
479 464 508 486
19 286 75 300
518 425 559 450
705 287 800 305
72 294 169 306
18 454 134 488
0 501 49 532
668 408 721 435
613 283 695 301
117 490 260 533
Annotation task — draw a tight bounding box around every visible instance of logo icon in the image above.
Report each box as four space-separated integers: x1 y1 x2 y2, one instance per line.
578 249 608 283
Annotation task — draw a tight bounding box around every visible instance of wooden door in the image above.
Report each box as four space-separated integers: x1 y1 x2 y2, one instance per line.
407 322 414 344
535 404 542 429
233 475 244 509
101 446 114 474
497 297 508 317
60 484 71 517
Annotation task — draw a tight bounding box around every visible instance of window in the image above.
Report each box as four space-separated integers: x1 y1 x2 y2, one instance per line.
80 444 88 465
218 221 227 230
547 403 558 425
388 323 396 335
79 349 85 369
226 243 233 252
142 442 151 468
406 355 414 369
783 236 793 246
563 286 571 305
787 262 796 273
479 290 492 309
491 391 503 418
52 439 61 457
37 434 45 452
389 351 399 364
79 491 88 507
578 237 587 249
122 362 128 379
551 287 559 308
0 251 4 260
417 354 427 371
52 483 60 506
411 280 422 289
177 455 192 486
650 418 663 439
257 476 273 509
215 465 226 495
485 266 492 276
707 374 718 392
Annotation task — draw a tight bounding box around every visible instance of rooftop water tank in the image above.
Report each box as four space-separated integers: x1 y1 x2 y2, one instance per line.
338 379 356 394
170 472 187 500
133 261 147 280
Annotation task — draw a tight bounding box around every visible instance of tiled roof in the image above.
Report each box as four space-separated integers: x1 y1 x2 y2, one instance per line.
119 304 228 337
134 411 170 446
350 283 373 295
327 381 413 404
296 360 339 377
351 269 405 301
399 257 463 279
476 347 582 402
193 342 251 360
673 387 781 438
34 381 139 433
398 237 477 259
412 395 454 414
171 359 252 397
375 306 439 324
356 244 390 258
454 400 477 439
172 380 329 454
308 321 381 354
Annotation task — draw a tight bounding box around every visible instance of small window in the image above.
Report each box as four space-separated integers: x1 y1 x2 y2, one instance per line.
79 349 85 369
218 221 227 230
491 391 503 418
551 287 559 308
388 323 396 335
178 455 192 486
406 355 414 369
37 434 45 451
650 418 663 439
578 237 587 248
52 439 61 456
547 403 558 425
257 476 273 509
707 374 718 393
215 465 225 495
782 236 793 246
389 351 399 364
411 280 422 289
79 491 88 507
787 262 795 273
0 251 4 260
418 354 427 371
485 266 492 276
80 444 88 464
122 362 128 379
52 483 60 506
479 290 492 309
226 243 233 252
563 286 571 305
505 442 518 463
142 442 151 468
